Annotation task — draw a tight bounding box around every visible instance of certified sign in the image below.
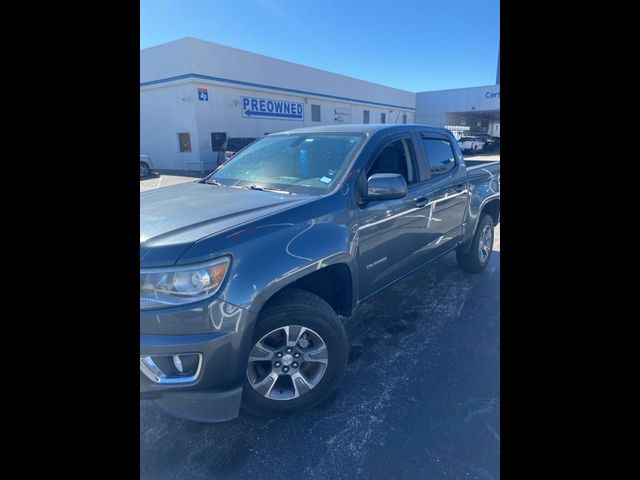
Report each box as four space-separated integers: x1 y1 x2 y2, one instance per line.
333 107 351 123
198 88 208 101
242 96 303 120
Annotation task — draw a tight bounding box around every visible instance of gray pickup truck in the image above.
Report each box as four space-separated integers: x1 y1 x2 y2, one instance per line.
140 124 500 422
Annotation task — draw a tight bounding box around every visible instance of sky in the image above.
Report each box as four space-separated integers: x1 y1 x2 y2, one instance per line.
140 0 499 92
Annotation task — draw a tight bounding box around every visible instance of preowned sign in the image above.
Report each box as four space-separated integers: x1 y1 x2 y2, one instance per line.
242 96 303 120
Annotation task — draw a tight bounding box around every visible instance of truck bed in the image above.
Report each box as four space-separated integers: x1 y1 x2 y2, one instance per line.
466 159 500 195
465 159 500 168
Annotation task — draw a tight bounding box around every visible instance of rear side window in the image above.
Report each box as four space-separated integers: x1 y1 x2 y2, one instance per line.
423 138 456 177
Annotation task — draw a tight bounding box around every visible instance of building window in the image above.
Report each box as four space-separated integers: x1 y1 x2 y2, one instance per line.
363 110 370 124
178 133 192 153
402 114 407 124
381 112 386 124
311 104 321 122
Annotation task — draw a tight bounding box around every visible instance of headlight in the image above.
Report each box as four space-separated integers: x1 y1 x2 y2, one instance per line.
140 256 230 309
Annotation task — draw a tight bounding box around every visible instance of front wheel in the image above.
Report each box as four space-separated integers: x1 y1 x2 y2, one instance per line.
242 289 348 417
456 214 495 273
140 162 151 178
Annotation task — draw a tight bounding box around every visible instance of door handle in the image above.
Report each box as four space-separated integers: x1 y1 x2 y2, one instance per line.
415 197 430 208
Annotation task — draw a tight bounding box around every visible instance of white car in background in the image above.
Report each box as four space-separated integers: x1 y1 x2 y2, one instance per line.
458 136 486 154
140 155 154 178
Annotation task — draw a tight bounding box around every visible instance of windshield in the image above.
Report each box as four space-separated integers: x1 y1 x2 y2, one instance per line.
208 132 366 195
459 137 475 142
226 138 257 151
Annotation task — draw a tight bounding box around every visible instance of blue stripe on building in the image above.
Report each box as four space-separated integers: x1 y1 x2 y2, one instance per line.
140 73 416 111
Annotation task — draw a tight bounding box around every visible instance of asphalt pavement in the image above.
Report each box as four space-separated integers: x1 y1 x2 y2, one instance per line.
140 171 204 192
140 225 500 479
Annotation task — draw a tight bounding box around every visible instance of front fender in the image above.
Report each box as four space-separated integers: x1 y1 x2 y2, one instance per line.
179 220 358 315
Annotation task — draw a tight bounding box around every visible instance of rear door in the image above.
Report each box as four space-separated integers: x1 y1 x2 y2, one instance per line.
414 132 470 259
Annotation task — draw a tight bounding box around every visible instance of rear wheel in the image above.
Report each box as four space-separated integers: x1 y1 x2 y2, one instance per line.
456 214 494 273
242 289 348 417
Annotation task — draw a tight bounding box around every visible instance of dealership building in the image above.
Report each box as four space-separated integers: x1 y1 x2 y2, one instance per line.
414 84 500 140
140 37 499 171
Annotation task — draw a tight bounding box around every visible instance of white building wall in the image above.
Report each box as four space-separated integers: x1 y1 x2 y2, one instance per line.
141 80 414 170
416 112 447 128
141 38 416 170
141 38 415 111
140 84 200 170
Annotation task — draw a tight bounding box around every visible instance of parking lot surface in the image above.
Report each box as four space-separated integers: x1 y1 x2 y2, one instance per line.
140 227 500 479
140 171 204 192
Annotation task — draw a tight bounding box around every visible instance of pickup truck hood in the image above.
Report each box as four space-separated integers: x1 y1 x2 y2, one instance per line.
140 182 310 249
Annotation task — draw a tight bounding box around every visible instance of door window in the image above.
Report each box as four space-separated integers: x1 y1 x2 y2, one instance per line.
422 138 456 177
368 138 417 184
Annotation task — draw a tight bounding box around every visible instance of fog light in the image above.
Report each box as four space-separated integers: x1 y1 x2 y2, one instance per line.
172 355 183 373
140 353 202 384
172 353 200 376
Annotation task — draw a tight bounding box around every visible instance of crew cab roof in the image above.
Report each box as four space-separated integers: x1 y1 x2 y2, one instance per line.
274 124 451 136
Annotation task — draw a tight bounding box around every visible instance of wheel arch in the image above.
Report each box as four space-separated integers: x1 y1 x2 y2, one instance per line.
255 261 355 320
481 198 500 226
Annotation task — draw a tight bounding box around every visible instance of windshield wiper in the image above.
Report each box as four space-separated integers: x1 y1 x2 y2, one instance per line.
206 178 224 186
245 185 295 195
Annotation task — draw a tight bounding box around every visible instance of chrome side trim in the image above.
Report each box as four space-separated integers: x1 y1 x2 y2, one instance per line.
140 353 203 384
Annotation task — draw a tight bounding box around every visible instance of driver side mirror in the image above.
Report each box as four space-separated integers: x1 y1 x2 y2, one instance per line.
363 173 408 201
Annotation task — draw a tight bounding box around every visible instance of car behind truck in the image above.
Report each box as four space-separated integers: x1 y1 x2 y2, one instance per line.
140 124 500 422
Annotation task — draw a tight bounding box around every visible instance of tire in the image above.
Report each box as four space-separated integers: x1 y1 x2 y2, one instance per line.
242 289 348 417
140 162 151 178
456 214 495 273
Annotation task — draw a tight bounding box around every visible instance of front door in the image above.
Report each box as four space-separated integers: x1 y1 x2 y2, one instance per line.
357 136 437 300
